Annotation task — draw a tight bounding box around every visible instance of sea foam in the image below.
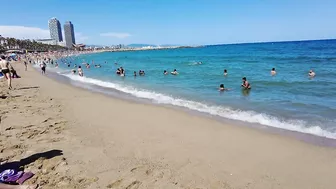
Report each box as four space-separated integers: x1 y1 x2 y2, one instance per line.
61 73 336 139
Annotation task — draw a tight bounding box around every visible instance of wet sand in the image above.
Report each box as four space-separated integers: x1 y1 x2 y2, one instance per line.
1 61 336 189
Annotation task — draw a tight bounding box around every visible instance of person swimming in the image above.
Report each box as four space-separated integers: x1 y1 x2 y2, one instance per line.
95 64 101 68
309 69 315 77
224 69 228 76
164 70 168 75
134 71 137 76
271 68 276 75
171 69 178 75
219 84 230 91
116 68 121 75
241 77 251 89
139 70 145 76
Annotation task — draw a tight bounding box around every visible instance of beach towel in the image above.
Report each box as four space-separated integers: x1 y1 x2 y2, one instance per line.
0 169 23 183
17 172 34 184
0 169 34 184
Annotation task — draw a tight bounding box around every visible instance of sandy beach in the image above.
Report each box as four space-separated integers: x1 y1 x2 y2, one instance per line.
1 61 336 189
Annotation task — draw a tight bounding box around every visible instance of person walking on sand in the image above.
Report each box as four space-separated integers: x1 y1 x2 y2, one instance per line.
24 61 27 71
0 55 13 90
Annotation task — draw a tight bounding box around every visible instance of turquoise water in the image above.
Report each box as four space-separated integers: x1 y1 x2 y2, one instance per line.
55 40 336 139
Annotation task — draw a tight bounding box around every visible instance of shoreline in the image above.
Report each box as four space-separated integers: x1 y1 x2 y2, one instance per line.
42 63 336 145
4 62 336 188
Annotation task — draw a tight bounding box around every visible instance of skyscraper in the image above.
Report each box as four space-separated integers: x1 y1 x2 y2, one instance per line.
64 21 76 48
48 17 63 42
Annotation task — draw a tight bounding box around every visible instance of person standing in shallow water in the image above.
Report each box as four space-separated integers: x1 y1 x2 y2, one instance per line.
271 68 276 76
78 66 84 77
224 69 228 76
309 70 315 77
241 77 251 89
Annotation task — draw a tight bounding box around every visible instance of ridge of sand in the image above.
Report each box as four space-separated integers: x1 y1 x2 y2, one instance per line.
1 62 336 189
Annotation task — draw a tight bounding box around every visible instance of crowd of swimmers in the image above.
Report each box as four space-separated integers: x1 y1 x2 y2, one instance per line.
60 59 317 93
218 68 316 91
36 58 317 94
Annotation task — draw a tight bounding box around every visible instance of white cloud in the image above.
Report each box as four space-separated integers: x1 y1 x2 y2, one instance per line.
75 32 89 43
0 25 89 44
0 25 50 39
100 32 131 39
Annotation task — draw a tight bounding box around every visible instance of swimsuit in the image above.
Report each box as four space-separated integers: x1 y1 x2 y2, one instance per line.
1 69 9 74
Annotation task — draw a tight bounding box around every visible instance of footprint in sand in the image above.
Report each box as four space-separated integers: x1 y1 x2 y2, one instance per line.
107 179 123 188
125 181 141 189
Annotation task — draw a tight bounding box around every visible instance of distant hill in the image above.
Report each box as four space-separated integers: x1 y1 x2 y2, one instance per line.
159 44 180 47
127 44 157 47
86 44 104 48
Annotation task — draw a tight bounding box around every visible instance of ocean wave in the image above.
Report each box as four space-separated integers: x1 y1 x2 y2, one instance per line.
60 73 336 139
188 62 203 66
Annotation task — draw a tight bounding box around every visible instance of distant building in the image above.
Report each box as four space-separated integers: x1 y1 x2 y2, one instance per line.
57 41 66 47
35 39 57 45
48 18 63 42
64 21 76 48
0 35 8 47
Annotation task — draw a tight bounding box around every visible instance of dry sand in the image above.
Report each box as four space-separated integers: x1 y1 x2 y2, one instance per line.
1 61 336 189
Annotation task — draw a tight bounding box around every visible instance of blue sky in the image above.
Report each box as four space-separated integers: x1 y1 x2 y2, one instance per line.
0 0 335 45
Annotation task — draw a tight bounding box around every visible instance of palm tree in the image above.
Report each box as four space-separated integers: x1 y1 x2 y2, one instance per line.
1 37 67 52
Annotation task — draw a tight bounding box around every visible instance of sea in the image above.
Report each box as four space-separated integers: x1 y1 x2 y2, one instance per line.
49 39 336 140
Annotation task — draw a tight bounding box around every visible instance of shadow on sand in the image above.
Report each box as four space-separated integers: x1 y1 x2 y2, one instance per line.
16 86 40 90
0 150 63 172
0 95 22 99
